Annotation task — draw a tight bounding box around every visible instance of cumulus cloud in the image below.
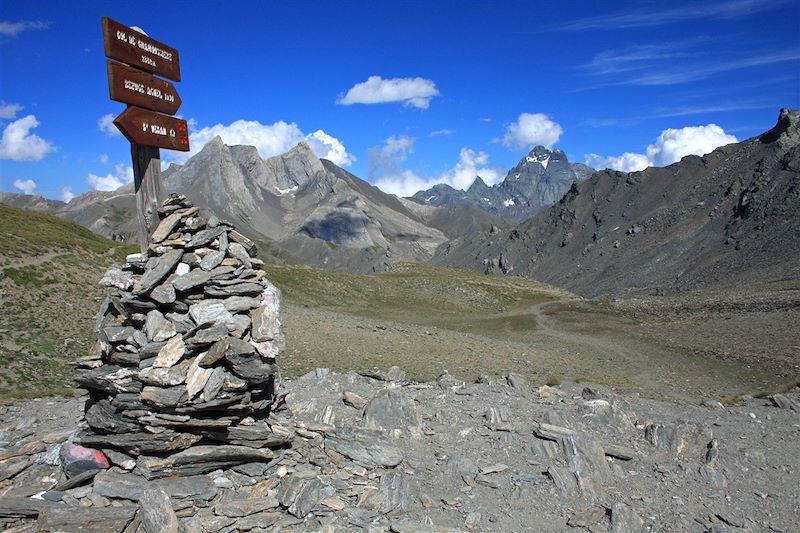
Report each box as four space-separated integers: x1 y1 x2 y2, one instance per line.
368 135 415 176
584 152 651 173
501 113 563 151
585 123 737 172
429 129 453 137
337 76 440 109
179 119 354 167
0 115 55 161
86 163 133 191
0 101 23 119
59 186 75 203
12 179 36 195
98 113 121 137
369 136 504 197
0 20 50 37
99 153 109 164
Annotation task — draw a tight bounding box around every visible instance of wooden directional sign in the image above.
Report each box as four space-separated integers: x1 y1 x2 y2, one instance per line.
107 61 182 115
102 17 181 82
113 106 190 152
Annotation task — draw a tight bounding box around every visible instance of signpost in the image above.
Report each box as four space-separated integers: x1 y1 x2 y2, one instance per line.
107 61 182 115
102 17 181 82
113 107 189 151
102 17 188 252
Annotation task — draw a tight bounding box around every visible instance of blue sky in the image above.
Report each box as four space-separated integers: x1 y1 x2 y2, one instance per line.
1 0 798 200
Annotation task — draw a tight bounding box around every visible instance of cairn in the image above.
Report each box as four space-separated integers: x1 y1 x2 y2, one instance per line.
74 194 292 479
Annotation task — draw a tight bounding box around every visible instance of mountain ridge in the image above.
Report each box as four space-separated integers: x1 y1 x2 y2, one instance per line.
2 137 472 273
435 108 800 297
409 145 594 220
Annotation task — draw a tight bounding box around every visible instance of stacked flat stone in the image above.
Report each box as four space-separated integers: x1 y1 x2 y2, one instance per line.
74 194 292 479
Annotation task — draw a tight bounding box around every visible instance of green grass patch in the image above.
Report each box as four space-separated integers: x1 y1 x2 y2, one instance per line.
0 204 136 258
2 266 56 287
545 374 564 386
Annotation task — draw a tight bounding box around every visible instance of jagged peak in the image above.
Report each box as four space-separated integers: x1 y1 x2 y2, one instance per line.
285 141 317 158
195 135 228 157
468 176 489 193
528 145 551 158
760 108 799 146
207 135 225 148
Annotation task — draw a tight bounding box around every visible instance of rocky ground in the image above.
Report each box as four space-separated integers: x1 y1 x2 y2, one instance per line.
1 369 798 532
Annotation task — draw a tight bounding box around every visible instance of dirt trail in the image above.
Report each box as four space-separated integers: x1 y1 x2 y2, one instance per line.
520 300 770 400
281 296 781 402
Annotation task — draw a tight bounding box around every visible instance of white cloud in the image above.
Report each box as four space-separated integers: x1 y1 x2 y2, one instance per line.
98 113 121 137
439 148 504 190
0 115 55 161
0 20 50 37
584 152 651 173
99 153 109 164
178 119 354 167
86 163 133 191
0 101 23 119
585 123 737 172
501 113 563 151
337 76 440 109
305 129 355 167
59 186 75 203
369 136 504 197
429 129 453 137
12 179 36 195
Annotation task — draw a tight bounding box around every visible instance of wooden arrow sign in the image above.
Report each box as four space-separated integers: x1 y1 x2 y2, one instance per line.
107 61 182 115
113 106 190 152
102 17 181 82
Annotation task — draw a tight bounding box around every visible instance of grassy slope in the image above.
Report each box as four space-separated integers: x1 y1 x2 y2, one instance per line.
0 204 137 399
263 262 560 328
0 204 790 402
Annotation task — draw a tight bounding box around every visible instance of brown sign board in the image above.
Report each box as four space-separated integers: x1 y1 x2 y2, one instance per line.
107 61 182 115
114 106 190 152
102 17 181 82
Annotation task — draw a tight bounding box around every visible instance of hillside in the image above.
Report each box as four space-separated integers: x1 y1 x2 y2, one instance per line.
0 204 137 398
1 141 490 274
3 202 796 402
437 108 800 297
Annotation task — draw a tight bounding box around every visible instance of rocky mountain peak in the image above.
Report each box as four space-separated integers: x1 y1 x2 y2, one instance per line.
269 141 325 188
410 144 592 220
760 107 800 148
467 176 490 194
530 145 551 159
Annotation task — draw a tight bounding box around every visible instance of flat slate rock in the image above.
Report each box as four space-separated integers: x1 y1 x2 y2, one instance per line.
173 266 234 292
225 353 277 382
77 429 201 455
199 250 226 271
85 399 139 434
141 385 187 408
136 445 275 479
325 429 403 468
134 249 184 294
363 388 421 432
151 212 184 243
74 366 142 394
189 300 233 326
139 488 180 533
278 476 323 518
93 468 218 501
185 226 226 249
37 506 136 533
